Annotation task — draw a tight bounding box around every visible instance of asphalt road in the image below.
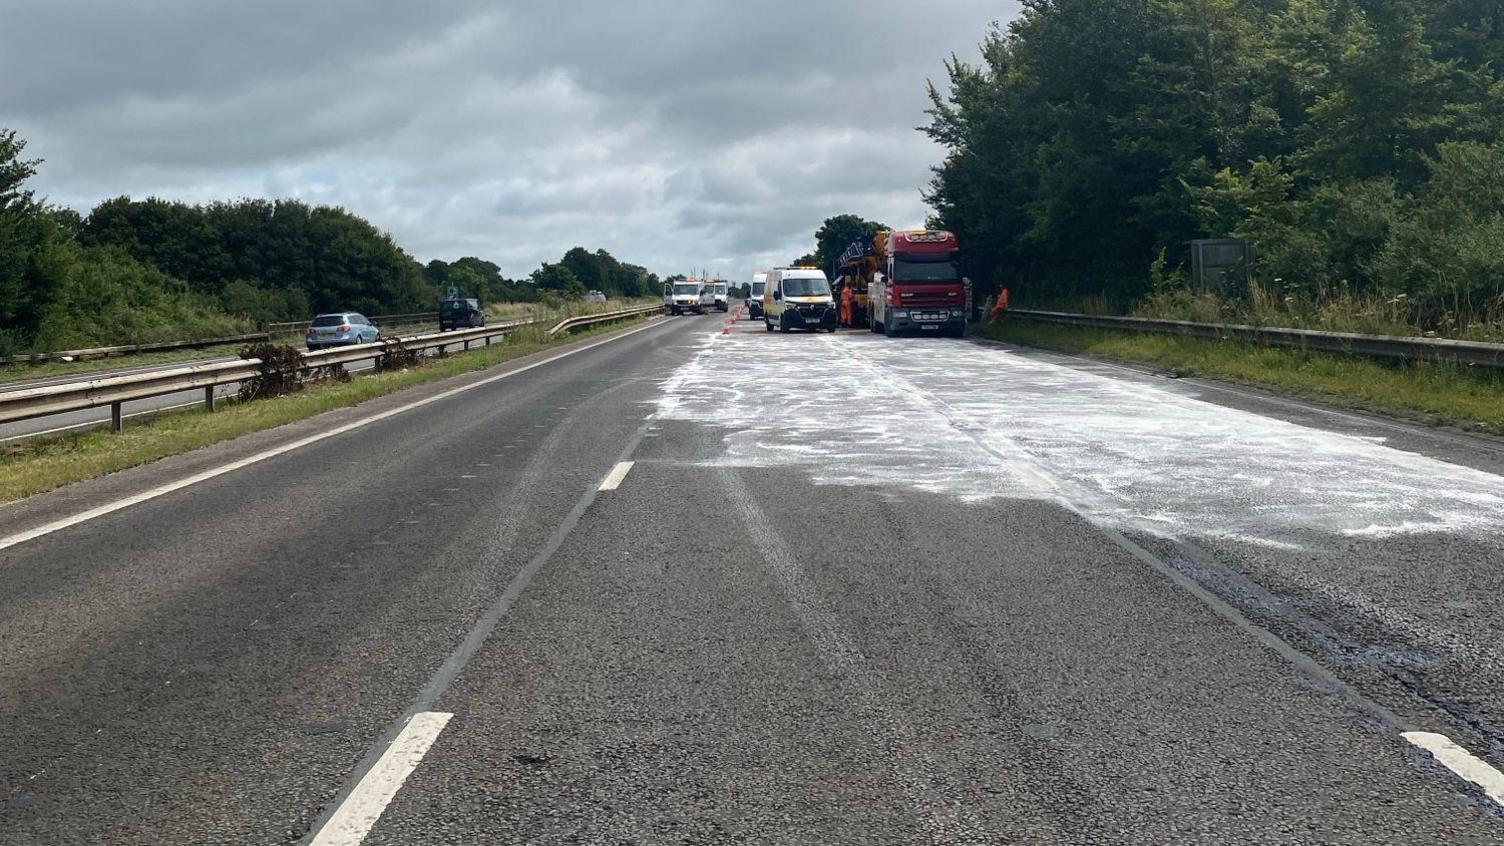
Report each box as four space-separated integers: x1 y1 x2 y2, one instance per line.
2 308 1503 844
0 327 502 443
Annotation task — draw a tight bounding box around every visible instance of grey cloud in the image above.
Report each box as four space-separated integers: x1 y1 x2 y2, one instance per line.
2 0 1019 279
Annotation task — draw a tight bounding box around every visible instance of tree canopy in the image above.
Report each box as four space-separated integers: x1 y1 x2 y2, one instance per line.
0 129 662 354
924 0 1504 325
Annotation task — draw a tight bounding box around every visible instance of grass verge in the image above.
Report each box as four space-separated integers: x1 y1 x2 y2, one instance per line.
977 318 1504 434
0 318 651 505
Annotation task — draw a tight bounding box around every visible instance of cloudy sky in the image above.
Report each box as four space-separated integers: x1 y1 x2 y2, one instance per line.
1 1 1019 280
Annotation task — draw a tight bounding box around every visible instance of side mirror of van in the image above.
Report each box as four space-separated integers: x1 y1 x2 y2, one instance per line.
773 289 782 301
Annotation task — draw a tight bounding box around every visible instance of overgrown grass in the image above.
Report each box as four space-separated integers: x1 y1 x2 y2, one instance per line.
0 317 651 505
1130 282 1504 342
977 318 1504 433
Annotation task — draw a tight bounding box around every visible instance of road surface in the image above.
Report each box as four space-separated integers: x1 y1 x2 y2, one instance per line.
2 311 1503 844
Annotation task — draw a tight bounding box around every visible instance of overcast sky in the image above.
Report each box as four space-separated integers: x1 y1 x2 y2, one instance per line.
1 1 1020 281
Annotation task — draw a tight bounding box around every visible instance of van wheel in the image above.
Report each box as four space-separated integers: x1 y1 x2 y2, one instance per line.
764 319 773 332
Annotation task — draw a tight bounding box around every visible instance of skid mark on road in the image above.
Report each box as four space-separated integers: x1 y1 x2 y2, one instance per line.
718 465 994 845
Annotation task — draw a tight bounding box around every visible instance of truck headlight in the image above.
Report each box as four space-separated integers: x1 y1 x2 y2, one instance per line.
893 310 909 318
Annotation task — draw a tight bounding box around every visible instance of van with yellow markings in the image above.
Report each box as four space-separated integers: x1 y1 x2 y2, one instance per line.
763 267 837 333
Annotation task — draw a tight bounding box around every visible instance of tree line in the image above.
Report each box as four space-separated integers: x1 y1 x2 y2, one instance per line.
923 0 1504 329
0 129 660 354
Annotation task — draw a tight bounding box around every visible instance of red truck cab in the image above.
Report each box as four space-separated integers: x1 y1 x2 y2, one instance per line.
869 230 967 337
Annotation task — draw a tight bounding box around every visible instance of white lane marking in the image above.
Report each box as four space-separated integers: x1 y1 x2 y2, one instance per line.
1403 731 1504 807
0 319 668 552
308 711 453 846
597 460 635 491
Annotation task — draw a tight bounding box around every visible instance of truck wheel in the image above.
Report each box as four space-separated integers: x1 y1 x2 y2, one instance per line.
764 319 773 332
884 318 900 338
778 316 790 334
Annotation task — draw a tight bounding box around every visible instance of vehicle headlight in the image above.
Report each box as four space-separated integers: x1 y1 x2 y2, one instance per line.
894 310 909 318
950 309 964 317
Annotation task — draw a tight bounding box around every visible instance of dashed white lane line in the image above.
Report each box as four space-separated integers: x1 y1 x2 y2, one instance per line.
308 711 453 846
597 460 635 491
0 319 669 553
1403 731 1504 807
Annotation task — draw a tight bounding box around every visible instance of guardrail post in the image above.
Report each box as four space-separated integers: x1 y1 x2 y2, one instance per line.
204 386 216 412
464 338 470 351
110 402 123 432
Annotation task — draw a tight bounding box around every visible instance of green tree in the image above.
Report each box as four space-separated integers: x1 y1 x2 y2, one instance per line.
925 0 1504 319
531 262 584 298
560 246 609 295
813 214 888 274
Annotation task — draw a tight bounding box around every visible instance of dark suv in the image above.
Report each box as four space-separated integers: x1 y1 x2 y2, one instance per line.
439 298 485 330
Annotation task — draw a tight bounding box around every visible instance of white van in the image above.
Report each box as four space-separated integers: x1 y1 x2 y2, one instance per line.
668 280 703 314
711 282 729 311
747 271 769 320
763 268 836 333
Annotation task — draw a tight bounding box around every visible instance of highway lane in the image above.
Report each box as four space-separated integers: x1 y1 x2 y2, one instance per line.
3 311 1504 843
0 329 509 443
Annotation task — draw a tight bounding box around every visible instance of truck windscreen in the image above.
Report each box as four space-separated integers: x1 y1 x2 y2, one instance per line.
894 259 959 282
672 284 698 295
782 278 830 297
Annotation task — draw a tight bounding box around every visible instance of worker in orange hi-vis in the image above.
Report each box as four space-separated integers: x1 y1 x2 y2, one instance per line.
987 287 1011 324
840 284 855 326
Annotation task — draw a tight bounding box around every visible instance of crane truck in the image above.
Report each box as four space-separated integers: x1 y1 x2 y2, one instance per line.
849 230 968 337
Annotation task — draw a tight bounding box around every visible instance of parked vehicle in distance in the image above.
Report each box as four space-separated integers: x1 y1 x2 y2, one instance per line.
712 282 729 311
764 268 837 333
669 281 703 314
585 290 607 303
747 271 768 319
307 312 380 349
439 297 486 330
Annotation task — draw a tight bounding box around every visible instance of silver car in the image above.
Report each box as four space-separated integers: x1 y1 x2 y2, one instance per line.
306 312 380 350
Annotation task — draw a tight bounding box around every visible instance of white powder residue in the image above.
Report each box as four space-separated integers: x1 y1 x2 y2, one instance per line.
654 331 1504 545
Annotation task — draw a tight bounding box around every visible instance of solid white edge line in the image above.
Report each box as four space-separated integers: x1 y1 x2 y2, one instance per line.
308 711 453 846
597 460 635 491
0 319 667 552
1403 731 1504 808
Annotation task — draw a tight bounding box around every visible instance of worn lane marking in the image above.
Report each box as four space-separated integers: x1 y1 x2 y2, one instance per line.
308 711 453 846
0 319 670 553
1404 732 1504 808
597 460 635 491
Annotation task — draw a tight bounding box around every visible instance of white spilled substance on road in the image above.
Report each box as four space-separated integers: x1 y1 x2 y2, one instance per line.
655 331 1504 548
